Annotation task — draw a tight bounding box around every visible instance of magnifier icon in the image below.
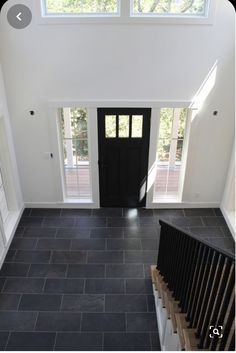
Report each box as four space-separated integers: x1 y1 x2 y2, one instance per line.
213 328 220 335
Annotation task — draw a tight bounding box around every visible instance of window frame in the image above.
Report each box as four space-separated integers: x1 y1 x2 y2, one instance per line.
38 0 216 25
58 107 93 201
130 0 210 18
41 0 121 18
153 107 189 203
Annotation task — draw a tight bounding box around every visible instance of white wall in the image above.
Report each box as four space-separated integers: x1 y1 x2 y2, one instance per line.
0 0 234 206
0 62 24 267
221 144 235 237
0 63 23 210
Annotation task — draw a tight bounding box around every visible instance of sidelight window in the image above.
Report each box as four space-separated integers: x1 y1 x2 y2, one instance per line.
153 108 188 202
59 107 92 199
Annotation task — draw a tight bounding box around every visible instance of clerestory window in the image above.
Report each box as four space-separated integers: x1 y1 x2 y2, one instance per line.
131 0 210 17
42 0 211 19
43 0 119 16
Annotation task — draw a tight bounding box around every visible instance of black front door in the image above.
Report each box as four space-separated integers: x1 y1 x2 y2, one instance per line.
98 108 151 207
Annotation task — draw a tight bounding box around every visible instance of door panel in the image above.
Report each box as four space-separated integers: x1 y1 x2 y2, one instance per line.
98 108 151 207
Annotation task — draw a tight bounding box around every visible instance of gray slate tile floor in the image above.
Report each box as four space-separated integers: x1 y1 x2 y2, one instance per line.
0 207 234 351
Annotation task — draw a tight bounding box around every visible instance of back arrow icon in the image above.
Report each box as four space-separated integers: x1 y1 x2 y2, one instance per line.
16 12 22 21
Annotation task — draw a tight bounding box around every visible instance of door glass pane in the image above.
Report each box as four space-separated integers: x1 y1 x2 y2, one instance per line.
105 115 116 138
132 115 143 138
119 115 130 138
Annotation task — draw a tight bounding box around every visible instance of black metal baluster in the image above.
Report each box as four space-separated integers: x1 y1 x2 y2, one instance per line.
179 238 196 309
192 247 212 328
203 257 231 349
209 263 235 351
183 241 200 313
156 220 235 351
228 326 235 351
188 245 208 327
198 255 226 348
186 243 204 321
165 227 173 284
196 250 217 338
175 234 189 300
172 231 185 300
161 225 171 280
166 227 177 291
177 236 194 307
198 254 225 348
218 289 235 351
157 223 166 272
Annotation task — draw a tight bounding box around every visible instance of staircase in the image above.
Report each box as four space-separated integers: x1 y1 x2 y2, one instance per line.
152 220 235 351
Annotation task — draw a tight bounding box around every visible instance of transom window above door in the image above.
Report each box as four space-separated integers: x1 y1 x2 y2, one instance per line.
105 114 143 139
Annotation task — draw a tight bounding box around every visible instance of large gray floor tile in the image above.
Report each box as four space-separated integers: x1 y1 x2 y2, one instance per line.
85 279 125 294
55 332 102 351
6 332 56 351
106 264 144 278
67 264 105 278
35 312 81 331
61 294 104 312
3 278 44 293
0 312 37 331
105 294 147 312
18 294 61 311
44 279 84 294
104 332 151 351
81 313 125 331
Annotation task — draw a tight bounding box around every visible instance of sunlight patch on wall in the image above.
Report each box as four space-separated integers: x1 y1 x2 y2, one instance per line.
191 61 218 119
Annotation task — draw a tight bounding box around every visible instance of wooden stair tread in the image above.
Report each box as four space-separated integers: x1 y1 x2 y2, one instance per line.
151 266 209 351
169 301 181 333
175 313 188 349
183 328 201 351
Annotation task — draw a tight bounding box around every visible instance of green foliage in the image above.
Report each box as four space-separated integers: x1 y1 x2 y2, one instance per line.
46 0 205 14
70 108 88 161
46 0 118 13
105 116 116 138
133 0 206 14
61 108 89 162
157 108 172 162
157 108 187 162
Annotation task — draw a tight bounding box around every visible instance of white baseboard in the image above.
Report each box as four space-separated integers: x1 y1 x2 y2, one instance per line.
147 202 220 209
220 206 235 239
24 202 99 209
24 201 220 209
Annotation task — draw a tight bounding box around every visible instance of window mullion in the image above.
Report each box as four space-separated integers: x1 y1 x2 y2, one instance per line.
120 0 131 18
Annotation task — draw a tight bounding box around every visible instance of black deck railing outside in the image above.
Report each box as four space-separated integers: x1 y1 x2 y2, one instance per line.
157 220 235 351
